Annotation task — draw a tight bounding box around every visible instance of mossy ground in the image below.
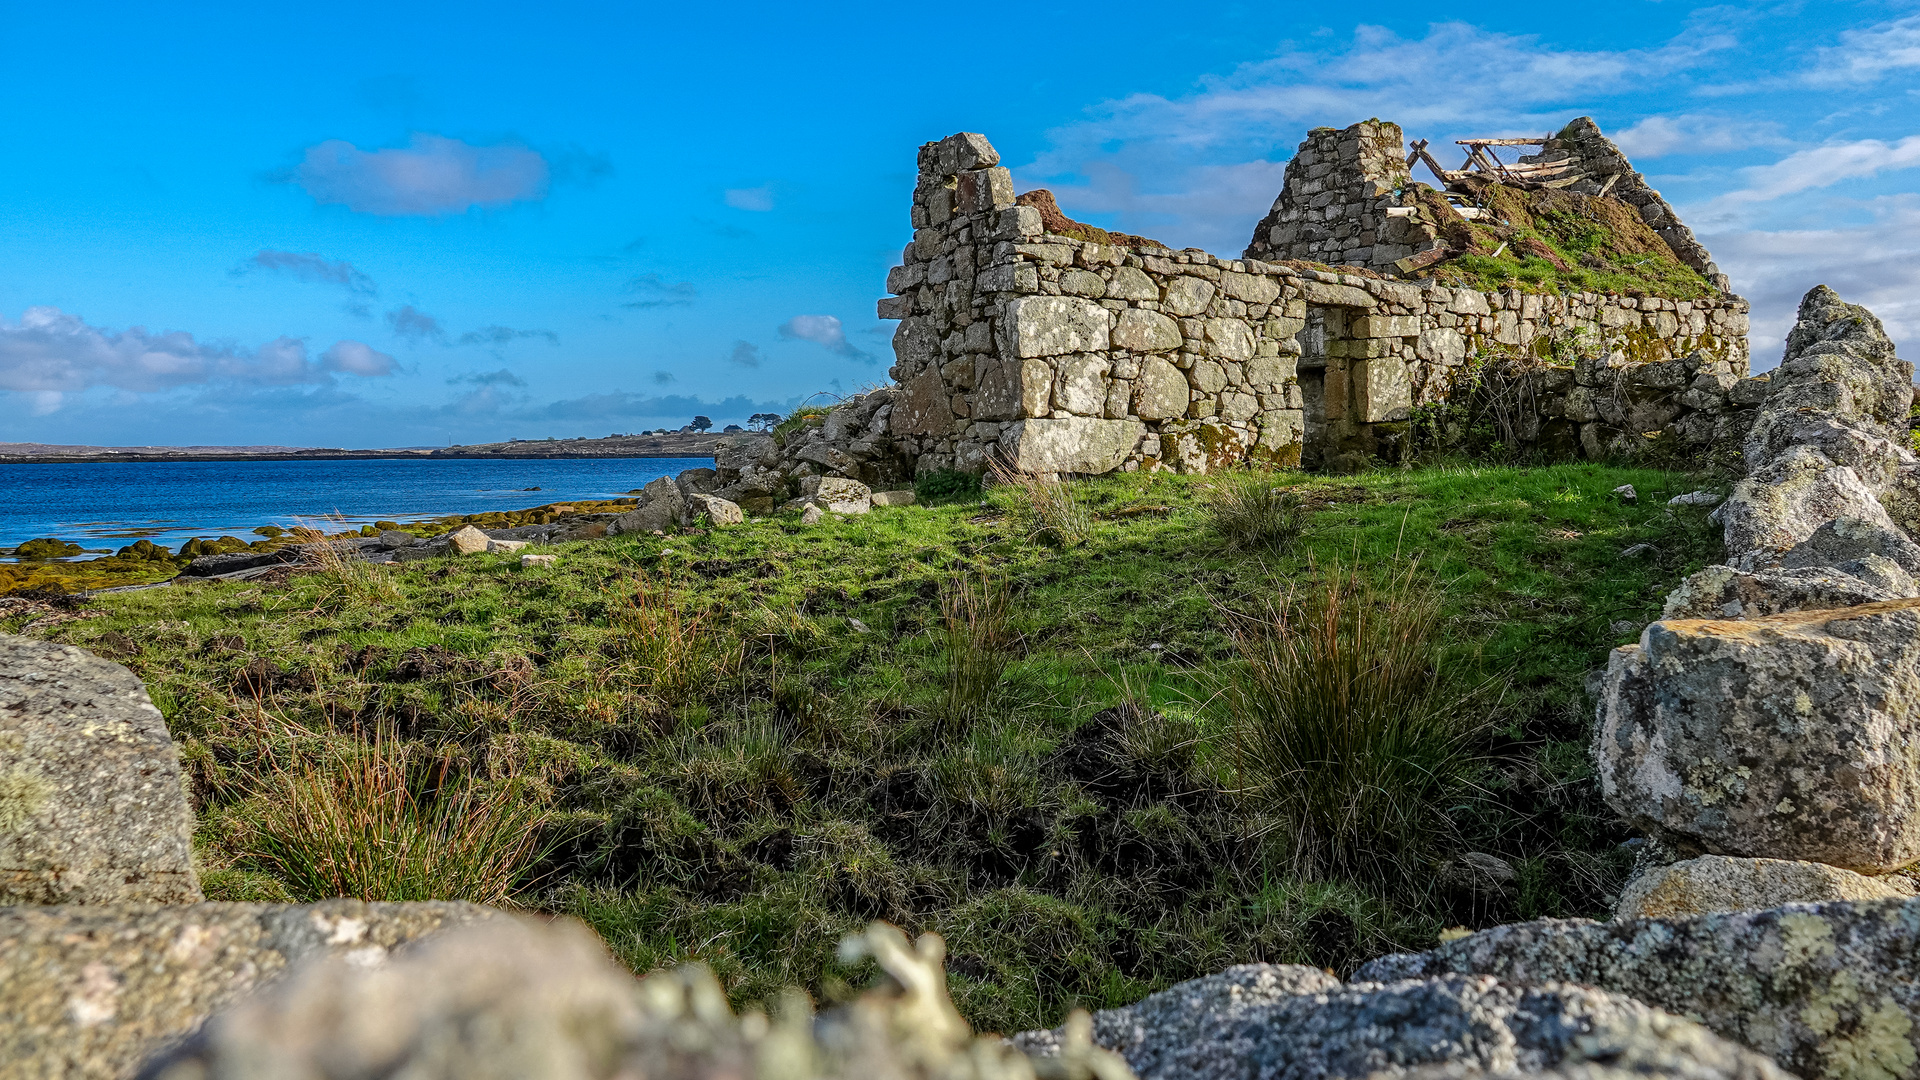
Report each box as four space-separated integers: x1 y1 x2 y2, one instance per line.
9 462 1722 1034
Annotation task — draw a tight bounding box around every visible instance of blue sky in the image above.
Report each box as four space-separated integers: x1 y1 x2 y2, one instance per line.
3 1 1918 448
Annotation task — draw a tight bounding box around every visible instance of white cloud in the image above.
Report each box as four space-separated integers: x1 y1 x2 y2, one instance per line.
778 315 871 362
1719 135 1920 204
1611 114 1788 159
1707 195 1920 367
320 340 399 377
724 185 774 211
0 307 395 403
292 134 549 216
1806 14 1920 85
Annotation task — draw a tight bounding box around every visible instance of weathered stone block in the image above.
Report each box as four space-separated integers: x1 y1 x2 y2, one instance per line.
999 296 1111 358
1219 271 1281 305
1161 277 1216 317
1112 309 1182 353
1415 327 1466 364
1203 318 1255 362
1598 598 1920 873
1301 281 1375 308
1352 314 1419 338
1133 358 1190 420
1107 266 1159 301
1 637 200 905
891 316 941 372
999 418 1144 474
889 368 955 435
1355 357 1412 422
1053 355 1110 416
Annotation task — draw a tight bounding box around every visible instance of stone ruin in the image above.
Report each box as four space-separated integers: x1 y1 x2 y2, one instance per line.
701 117 1755 497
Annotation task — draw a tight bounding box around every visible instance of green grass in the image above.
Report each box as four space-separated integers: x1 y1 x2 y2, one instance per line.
10 461 1723 1034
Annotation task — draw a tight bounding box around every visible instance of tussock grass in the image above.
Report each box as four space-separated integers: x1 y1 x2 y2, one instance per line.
940 572 1015 726
244 729 549 904
1224 559 1495 882
1205 471 1307 553
990 461 1095 547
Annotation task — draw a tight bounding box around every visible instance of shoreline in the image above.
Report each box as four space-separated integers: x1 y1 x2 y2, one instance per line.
0 432 725 466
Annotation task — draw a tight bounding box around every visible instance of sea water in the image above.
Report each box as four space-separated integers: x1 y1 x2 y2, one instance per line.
0 456 712 557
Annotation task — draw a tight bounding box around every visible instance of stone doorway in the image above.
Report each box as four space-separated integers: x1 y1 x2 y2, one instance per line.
1296 305 1357 470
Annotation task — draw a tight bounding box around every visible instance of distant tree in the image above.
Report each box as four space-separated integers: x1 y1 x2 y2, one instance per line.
747 412 782 431
689 416 713 432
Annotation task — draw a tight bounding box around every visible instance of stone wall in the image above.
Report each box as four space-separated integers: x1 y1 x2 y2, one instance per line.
877 131 1753 475
1243 121 1444 274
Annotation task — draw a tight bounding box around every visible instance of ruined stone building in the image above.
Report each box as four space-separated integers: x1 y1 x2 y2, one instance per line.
872 119 1759 475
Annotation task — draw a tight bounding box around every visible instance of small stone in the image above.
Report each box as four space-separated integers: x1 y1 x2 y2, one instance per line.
848 617 872 634
445 526 491 555
1609 619 1640 635
486 539 529 554
520 554 557 569
1620 543 1657 557
1612 484 1638 503
1668 490 1723 507
870 490 917 507
801 504 823 525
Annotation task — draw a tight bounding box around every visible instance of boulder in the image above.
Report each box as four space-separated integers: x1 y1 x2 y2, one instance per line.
610 478 686 536
1 635 200 904
1354 897 1920 1080
714 433 776 473
1597 599 1920 872
445 526 492 555
674 467 719 496
391 537 454 562
376 530 417 549
812 477 872 515
178 549 298 577
1015 965 1786 1080
871 490 917 507
686 494 745 526
1615 854 1912 920
998 418 1144 474
2 900 500 1079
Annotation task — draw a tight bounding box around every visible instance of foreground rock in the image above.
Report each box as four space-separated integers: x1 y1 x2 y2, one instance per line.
1356 897 1920 1080
1596 598 1920 873
445 525 492 555
2 900 499 1078
1015 964 1787 1080
1615 855 1911 920
143 918 1126 1080
1 635 200 904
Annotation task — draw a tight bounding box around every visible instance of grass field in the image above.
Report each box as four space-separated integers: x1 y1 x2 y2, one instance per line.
6 461 1722 1034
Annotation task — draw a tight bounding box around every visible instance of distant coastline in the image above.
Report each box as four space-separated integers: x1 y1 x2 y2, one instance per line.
0 431 724 465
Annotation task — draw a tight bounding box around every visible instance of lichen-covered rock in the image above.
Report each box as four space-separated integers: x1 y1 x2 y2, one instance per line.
1661 564 1908 620
2 900 500 1079
1355 898 1920 1080
998 296 1111 359
1 635 200 905
811 477 872 515
1615 855 1912 920
999 418 1144 474
1596 599 1920 872
1781 518 1920 577
687 494 745 526
445 525 492 555
1016 965 1788 1080
142 919 1130 1080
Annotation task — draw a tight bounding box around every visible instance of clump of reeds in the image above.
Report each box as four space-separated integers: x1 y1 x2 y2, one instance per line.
297 516 400 603
248 732 548 904
988 460 1094 547
940 571 1015 726
1223 559 1493 882
608 570 727 712
1205 471 1306 553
